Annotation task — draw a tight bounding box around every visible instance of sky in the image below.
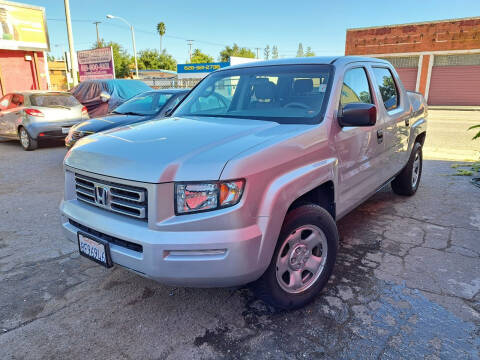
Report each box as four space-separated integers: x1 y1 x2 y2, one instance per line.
25 0 480 64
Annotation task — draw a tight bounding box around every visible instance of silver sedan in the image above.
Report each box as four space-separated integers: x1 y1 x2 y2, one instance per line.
0 91 89 150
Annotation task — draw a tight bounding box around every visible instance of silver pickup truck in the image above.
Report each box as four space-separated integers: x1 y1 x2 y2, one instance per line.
60 56 427 310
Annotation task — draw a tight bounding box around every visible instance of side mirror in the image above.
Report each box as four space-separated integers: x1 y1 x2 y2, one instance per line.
100 91 111 103
338 103 376 127
164 107 174 117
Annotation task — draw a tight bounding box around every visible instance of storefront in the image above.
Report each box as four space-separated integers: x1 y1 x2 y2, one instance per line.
0 1 50 96
345 17 480 106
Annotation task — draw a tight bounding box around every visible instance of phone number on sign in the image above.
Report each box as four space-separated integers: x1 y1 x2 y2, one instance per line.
183 64 221 71
80 62 112 72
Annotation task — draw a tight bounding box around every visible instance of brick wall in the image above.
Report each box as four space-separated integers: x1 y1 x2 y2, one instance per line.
345 17 480 55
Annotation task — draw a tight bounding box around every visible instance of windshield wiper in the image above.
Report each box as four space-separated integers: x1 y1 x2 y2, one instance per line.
112 111 144 116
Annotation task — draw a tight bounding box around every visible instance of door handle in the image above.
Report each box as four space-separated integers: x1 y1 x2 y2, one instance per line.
377 129 383 144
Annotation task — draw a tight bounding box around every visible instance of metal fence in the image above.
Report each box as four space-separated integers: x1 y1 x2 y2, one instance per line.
141 78 202 89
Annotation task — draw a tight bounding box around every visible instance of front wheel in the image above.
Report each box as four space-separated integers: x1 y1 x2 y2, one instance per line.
19 127 37 151
252 204 338 310
391 142 423 196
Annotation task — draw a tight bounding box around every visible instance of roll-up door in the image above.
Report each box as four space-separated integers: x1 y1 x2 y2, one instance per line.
428 54 480 106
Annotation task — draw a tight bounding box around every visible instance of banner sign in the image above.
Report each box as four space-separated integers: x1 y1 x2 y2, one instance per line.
0 1 50 51
177 62 229 74
78 47 115 81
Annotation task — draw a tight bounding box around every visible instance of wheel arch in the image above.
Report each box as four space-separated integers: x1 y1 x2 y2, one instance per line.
255 158 338 272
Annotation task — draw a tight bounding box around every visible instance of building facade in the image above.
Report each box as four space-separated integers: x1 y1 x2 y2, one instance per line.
345 17 480 106
0 1 50 96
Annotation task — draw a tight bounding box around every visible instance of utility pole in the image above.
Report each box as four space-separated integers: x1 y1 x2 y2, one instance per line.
255 47 260 59
93 21 101 46
187 40 194 62
64 0 78 85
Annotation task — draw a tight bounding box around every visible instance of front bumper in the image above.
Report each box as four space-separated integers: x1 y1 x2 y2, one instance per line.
60 199 266 287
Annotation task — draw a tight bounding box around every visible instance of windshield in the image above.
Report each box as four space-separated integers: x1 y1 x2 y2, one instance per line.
113 92 173 116
30 94 80 107
174 64 333 124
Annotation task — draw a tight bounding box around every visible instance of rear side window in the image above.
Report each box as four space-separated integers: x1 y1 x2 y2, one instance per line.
30 94 80 107
372 67 399 110
340 68 372 107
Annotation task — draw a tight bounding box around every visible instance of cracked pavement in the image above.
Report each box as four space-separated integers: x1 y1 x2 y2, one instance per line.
1 111 480 359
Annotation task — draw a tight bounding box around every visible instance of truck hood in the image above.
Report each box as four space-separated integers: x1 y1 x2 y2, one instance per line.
65 116 288 183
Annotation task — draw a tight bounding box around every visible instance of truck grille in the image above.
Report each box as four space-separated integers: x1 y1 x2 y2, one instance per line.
74 173 148 220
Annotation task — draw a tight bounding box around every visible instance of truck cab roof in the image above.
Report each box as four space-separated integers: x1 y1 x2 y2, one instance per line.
224 56 391 71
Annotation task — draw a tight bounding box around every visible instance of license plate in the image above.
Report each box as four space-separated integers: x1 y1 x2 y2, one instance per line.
62 127 70 134
77 232 112 268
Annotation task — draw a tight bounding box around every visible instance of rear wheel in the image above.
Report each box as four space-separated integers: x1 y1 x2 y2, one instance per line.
19 127 37 151
391 142 422 196
252 204 338 310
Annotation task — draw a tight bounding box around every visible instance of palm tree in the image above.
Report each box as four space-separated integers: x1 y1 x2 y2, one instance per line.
156 22 166 53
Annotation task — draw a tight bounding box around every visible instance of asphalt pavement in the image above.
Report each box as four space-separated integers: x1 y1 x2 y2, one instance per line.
0 110 479 359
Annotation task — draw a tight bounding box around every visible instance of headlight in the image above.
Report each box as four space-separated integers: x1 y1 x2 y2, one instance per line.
175 179 245 214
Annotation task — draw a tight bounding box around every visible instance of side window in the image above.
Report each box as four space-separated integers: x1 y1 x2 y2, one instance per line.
340 68 372 107
9 94 24 109
0 94 11 110
372 67 399 111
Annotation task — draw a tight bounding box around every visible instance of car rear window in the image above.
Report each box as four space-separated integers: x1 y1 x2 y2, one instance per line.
30 94 80 107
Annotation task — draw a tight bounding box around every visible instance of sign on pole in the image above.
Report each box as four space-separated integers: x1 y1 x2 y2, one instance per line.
77 46 115 81
0 1 50 52
177 62 229 79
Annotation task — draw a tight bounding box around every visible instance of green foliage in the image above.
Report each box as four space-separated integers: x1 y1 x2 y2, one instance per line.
219 43 255 62
264 45 270 60
93 40 132 78
468 124 480 140
272 45 279 59
451 162 480 176
138 49 177 71
47 53 55 62
156 22 166 37
189 49 213 64
305 47 315 57
296 43 304 57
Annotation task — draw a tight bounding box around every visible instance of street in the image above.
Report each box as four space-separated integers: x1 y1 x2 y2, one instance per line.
0 110 479 359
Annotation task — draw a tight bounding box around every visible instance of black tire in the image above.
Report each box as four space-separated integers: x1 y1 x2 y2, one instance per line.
251 204 338 310
18 126 37 151
391 142 423 196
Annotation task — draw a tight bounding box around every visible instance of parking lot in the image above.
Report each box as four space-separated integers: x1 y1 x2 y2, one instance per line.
0 110 479 359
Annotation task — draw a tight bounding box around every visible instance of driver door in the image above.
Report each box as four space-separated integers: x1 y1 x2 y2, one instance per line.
334 66 385 216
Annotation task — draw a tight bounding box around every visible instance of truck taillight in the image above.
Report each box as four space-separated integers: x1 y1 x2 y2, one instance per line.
25 108 44 117
81 106 88 116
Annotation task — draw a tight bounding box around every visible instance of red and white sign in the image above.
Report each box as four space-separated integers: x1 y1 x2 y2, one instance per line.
77 47 115 81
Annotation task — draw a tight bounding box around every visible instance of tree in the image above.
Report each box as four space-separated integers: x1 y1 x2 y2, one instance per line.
93 40 132 78
296 43 304 57
219 43 255 62
157 22 166 53
189 49 214 63
47 53 55 62
305 47 315 57
137 49 176 71
264 45 270 60
272 45 279 59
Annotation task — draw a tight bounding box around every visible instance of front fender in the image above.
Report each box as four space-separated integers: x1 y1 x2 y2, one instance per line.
255 158 338 267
